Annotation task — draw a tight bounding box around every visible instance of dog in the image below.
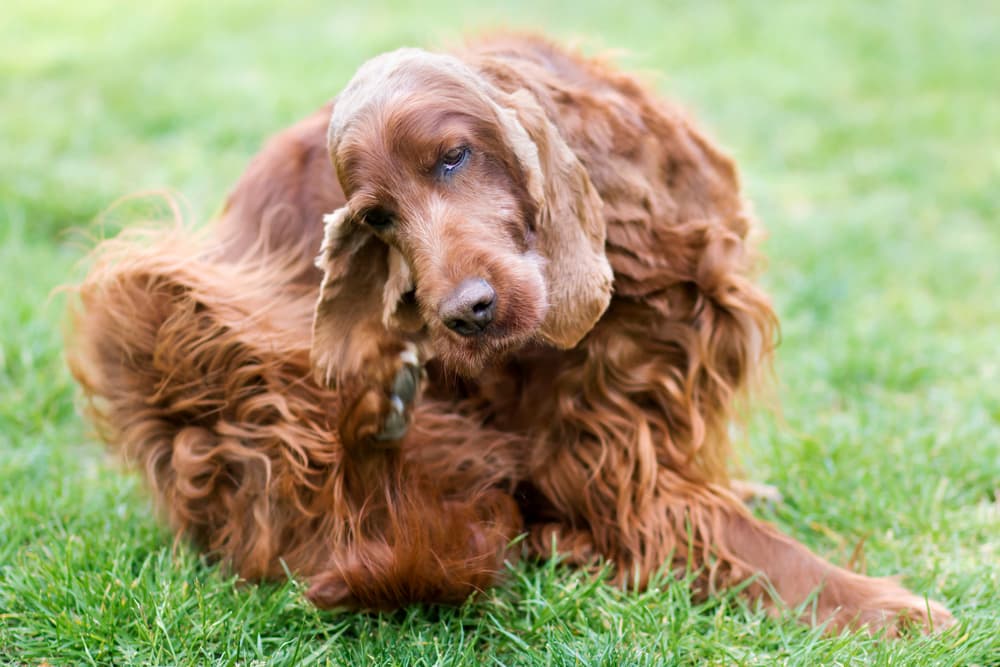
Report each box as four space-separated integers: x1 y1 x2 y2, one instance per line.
67 33 953 635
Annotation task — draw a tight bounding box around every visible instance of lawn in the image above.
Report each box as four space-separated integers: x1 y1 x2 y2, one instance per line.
1 0 998 664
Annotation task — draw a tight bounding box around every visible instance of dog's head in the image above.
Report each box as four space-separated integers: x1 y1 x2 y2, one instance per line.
312 49 613 378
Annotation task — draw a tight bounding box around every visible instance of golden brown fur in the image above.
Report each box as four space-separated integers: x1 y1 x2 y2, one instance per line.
67 34 952 633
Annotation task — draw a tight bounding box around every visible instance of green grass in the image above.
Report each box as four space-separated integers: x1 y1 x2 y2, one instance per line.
2 0 998 664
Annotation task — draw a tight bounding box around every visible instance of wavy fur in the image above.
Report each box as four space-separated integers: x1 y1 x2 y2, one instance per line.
66 33 951 634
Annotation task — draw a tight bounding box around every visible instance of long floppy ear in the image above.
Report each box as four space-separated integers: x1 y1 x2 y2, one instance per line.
494 89 613 348
311 207 415 385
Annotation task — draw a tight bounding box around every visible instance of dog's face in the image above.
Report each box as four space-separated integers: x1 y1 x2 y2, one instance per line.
330 78 547 374
313 49 613 378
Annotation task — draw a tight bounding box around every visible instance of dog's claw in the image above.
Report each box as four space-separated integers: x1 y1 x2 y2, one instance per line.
374 344 421 442
376 396 408 441
391 361 419 404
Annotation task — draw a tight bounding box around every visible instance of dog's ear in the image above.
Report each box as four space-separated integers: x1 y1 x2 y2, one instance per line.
311 207 416 385
494 89 613 348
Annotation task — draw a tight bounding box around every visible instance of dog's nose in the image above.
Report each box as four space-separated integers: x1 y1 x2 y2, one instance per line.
440 278 496 337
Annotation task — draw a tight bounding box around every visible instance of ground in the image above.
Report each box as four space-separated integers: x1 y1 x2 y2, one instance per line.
1 0 998 664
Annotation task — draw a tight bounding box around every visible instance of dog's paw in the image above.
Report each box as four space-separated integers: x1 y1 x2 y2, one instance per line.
526 522 598 566
306 571 358 609
374 344 421 442
338 342 423 450
850 593 955 637
731 479 783 506
817 578 955 637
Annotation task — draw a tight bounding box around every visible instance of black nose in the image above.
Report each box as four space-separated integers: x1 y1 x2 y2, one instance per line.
440 278 496 337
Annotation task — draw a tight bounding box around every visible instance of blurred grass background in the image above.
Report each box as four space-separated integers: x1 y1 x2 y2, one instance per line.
1 0 998 664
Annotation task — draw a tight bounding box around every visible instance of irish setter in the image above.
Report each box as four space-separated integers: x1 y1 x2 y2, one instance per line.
67 34 953 635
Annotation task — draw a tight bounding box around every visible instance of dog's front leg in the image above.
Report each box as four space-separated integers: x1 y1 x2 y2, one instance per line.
311 207 434 451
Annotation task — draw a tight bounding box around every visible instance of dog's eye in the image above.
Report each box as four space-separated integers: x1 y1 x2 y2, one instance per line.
363 208 395 230
440 146 470 173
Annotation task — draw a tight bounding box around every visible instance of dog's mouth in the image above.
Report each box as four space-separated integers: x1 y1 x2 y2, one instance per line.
387 249 549 376
430 325 535 377
389 290 541 377
435 293 548 375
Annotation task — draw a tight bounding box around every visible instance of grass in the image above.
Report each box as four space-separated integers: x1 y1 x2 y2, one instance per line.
1 0 998 664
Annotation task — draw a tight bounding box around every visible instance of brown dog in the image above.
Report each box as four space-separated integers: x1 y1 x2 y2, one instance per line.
68 34 952 635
